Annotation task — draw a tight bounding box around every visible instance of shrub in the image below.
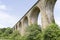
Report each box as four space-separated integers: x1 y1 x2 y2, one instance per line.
44 23 60 40
24 24 42 40
0 23 60 40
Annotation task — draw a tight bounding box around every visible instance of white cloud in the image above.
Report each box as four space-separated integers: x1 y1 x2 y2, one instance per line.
0 5 7 10
0 3 18 28
0 1 7 10
0 24 4 28
0 11 18 28
0 1 17 28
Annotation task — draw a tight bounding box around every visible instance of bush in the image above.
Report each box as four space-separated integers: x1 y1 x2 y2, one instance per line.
0 23 60 40
9 30 21 39
44 23 60 40
24 24 42 40
0 28 6 35
2 28 13 36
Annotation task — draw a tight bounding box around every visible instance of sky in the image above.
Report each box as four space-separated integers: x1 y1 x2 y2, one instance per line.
0 0 60 28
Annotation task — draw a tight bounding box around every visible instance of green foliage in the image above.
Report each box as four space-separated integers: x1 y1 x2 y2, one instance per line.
0 28 6 35
0 23 60 40
0 28 13 39
9 30 21 40
24 24 42 40
2 28 13 36
0 28 21 40
44 23 60 40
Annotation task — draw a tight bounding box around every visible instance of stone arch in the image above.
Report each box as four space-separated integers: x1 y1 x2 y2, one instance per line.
19 22 21 28
16 24 17 30
23 16 28 27
30 6 40 24
19 22 22 33
13 26 15 30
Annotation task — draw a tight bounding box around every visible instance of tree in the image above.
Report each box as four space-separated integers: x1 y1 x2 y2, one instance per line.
44 23 60 40
24 24 42 40
2 28 13 36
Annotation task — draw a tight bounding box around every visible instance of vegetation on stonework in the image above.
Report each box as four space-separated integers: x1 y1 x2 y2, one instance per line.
0 23 60 40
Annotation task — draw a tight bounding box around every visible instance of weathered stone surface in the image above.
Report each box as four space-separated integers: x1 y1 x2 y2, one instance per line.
13 0 57 36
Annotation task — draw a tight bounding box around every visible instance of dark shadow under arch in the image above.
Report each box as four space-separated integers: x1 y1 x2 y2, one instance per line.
19 22 21 28
23 16 28 27
30 6 40 24
19 22 22 33
16 24 17 30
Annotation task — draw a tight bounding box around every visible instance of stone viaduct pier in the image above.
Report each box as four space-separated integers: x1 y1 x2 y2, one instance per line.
13 0 57 36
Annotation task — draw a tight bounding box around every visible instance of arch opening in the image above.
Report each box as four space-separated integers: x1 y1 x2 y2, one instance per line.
19 22 22 33
38 13 41 26
16 25 17 30
54 0 60 26
30 6 41 26
23 16 28 27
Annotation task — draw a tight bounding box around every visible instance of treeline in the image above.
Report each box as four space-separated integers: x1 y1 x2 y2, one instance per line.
0 27 21 40
0 23 60 40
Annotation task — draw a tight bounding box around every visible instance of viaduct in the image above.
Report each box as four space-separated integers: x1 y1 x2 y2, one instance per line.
13 0 57 36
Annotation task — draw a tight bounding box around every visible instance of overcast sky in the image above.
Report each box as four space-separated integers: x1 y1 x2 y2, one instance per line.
0 0 60 28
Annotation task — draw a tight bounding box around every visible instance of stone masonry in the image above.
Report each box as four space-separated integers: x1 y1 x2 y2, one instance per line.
13 0 57 36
